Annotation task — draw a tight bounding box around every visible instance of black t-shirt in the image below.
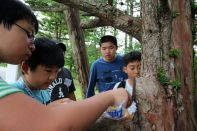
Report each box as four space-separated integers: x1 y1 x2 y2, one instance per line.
48 68 75 102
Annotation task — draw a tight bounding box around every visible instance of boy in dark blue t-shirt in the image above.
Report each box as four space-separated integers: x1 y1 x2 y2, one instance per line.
86 35 127 98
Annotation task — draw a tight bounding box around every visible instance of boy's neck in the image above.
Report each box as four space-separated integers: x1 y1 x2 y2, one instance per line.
23 76 35 90
128 78 135 87
103 55 116 62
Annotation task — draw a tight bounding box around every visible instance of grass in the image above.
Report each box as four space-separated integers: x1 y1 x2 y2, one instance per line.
73 79 99 100
73 79 83 100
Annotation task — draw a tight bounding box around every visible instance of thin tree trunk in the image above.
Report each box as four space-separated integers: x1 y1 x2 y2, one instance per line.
141 0 165 130
64 8 89 98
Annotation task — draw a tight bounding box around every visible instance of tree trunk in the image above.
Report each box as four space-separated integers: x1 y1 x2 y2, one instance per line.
140 0 197 130
171 0 196 130
64 8 89 98
140 0 175 131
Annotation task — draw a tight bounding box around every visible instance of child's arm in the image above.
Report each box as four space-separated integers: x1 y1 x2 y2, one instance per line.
0 88 128 131
86 63 97 98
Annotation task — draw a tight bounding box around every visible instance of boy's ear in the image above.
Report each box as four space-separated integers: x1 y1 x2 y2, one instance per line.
123 66 127 73
21 62 29 74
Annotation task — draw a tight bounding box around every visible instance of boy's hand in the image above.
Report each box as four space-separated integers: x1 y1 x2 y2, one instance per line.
110 88 129 107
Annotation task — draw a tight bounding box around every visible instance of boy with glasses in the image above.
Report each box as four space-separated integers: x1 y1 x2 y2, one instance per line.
14 23 35 42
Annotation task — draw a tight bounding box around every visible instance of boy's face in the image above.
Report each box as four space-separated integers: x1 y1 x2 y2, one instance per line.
100 42 117 62
22 63 60 90
123 61 141 79
0 19 35 64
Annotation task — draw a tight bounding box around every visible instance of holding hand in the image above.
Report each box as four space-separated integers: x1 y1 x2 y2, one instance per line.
108 88 129 107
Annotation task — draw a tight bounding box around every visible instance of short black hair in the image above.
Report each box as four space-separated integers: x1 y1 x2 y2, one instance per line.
123 51 141 66
0 0 38 32
25 38 64 71
99 35 117 47
57 42 66 52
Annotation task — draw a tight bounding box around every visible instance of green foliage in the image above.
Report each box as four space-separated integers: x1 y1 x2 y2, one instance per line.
74 79 83 100
37 12 68 41
194 88 197 93
156 5 162 18
169 80 181 91
124 42 141 54
26 0 68 41
157 67 182 92
84 28 107 66
132 42 141 50
191 2 197 16
87 44 100 65
157 67 169 86
64 45 74 67
168 48 181 58
0 63 7 67
194 26 197 44
25 0 57 7
172 11 180 18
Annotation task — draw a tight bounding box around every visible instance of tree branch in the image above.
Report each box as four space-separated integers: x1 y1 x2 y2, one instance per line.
54 0 142 42
32 4 67 12
80 18 110 29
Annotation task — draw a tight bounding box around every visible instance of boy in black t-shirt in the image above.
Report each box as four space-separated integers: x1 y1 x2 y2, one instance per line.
49 43 76 101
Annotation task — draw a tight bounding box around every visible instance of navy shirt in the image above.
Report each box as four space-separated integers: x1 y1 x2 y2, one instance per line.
86 55 127 98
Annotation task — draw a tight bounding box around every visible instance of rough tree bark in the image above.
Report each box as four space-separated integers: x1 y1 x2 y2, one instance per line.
140 0 196 130
64 8 89 98
170 0 196 130
140 0 173 130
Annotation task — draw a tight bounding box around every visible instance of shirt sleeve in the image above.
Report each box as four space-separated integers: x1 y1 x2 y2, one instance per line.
86 62 97 98
125 81 133 96
113 82 121 90
0 81 22 99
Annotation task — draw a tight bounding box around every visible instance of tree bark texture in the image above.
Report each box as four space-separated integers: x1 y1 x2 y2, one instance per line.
141 0 196 130
171 0 196 130
64 8 89 98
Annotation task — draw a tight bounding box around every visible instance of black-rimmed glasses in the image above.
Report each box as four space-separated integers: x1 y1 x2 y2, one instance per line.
14 23 35 41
